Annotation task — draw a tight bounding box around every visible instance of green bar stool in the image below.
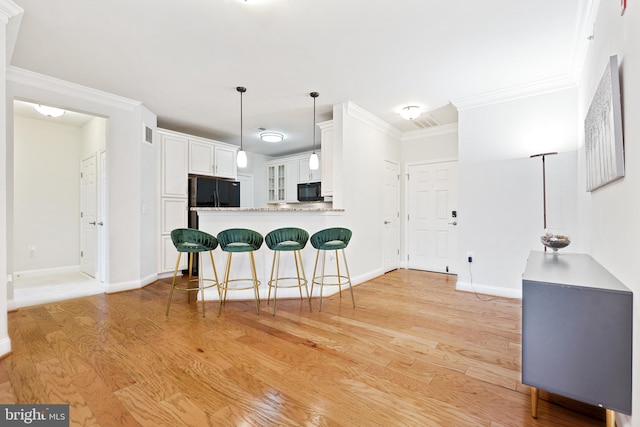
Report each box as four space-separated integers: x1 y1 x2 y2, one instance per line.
310 227 355 311
217 228 264 316
166 228 220 317
265 227 312 315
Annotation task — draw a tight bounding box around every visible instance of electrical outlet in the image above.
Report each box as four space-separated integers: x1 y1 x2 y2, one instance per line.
467 252 474 263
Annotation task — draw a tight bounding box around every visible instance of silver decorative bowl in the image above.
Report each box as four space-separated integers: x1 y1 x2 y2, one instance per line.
540 232 570 251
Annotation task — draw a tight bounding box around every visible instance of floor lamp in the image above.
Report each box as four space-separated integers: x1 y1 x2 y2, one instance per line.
530 152 557 251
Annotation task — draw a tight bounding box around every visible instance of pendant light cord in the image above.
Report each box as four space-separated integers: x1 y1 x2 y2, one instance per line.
237 86 246 151
311 92 319 154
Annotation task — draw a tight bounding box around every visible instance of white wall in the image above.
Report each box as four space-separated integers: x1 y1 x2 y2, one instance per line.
80 115 106 158
577 1 639 425
328 102 402 282
400 124 458 163
139 106 158 285
456 89 579 297
0 0 21 357
13 116 81 274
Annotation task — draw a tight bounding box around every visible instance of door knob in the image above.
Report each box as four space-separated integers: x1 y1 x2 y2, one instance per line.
384 220 391 224
98 221 104 226
448 221 457 226
89 221 96 225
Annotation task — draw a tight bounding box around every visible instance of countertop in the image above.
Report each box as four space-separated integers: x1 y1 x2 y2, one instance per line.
192 207 344 212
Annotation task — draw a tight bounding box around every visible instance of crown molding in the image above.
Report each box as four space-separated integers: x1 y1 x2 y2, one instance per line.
401 122 458 142
0 0 21 23
0 0 23 64
452 0 597 111
344 101 402 139
7 66 142 111
451 74 577 111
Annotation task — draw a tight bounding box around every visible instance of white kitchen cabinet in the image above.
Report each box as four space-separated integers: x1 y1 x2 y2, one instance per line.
267 162 286 202
285 159 300 203
188 140 215 176
188 139 238 179
298 155 321 183
158 128 237 274
161 198 188 235
161 234 187 273
161 134 188 198
214 145 237 179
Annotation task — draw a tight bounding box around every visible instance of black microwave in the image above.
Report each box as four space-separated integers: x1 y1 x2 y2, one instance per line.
297 182 323 202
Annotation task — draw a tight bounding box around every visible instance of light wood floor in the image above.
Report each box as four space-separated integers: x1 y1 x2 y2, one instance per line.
1 269 603 426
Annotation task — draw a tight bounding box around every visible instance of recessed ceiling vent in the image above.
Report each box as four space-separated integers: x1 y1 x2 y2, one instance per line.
409 114 441 129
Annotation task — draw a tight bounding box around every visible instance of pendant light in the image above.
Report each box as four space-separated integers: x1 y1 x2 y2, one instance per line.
236 86 248 168
309 91 319 171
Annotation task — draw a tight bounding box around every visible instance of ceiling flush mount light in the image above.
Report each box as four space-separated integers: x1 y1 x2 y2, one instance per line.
309 92 319 171
236 86 248 168
34 104 65 118
400 105 422 121
260 132 284 143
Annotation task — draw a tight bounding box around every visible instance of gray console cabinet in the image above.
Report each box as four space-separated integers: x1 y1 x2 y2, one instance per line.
522 251 632 423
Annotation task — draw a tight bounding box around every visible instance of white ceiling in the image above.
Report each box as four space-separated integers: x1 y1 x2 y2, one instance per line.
10 0 590 157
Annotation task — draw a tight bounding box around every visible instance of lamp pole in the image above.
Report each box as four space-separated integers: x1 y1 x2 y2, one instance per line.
530 152 557 251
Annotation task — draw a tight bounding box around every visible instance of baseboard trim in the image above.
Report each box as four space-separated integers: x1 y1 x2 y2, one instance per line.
0 336 12 358
14 265 80 280
105 280 142 294
456 281 522 299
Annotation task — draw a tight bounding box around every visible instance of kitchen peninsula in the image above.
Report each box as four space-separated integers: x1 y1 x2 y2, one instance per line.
193 206 345 302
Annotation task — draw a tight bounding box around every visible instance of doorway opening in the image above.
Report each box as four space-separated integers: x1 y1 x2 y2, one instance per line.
12 99 108 308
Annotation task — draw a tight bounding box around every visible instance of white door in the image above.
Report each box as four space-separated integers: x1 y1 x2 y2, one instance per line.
80 154 98 277
407 161 458 274
237 174 254 208
96 150 107 282
383 161 400 272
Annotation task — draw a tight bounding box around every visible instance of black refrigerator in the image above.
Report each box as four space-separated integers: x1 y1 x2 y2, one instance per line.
187 176 240 274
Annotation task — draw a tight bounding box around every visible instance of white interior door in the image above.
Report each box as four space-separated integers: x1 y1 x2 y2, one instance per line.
80 154 97 277
383 161 400 272
237 174 253 208
96 150 107 282
407 161 458 274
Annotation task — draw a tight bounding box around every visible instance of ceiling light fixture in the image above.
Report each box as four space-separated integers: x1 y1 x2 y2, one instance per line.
260 132 284 143
34 104 65 118
236 86 248 168
400 105 422 121
309 92 319 171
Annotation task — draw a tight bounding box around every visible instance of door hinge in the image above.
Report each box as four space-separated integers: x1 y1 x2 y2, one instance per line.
80 212 83 218
397 249 399 255
80 251 84 257
407 254 410 261
406 173 410 180
407 214 410 221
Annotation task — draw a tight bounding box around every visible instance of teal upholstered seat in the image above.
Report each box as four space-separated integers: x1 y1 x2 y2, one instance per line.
310 227 351 250
310 227 355 311
172 228 219 252
216 228 263 315
265 227 309 251
217 228 263 252
264 227 311 315
166 228 220 317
